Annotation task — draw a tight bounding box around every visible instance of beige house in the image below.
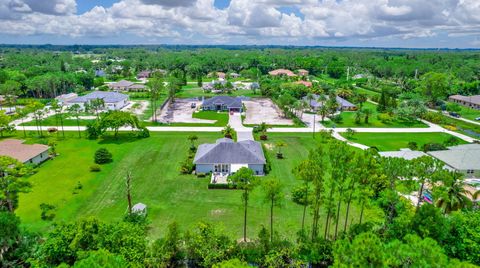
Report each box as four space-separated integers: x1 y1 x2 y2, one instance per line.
448 95 480 110
0 139 49 165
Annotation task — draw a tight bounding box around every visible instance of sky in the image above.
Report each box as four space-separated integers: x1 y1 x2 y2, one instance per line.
0 0 479 48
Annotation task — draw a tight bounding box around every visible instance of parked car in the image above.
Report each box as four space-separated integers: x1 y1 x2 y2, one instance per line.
475 117 480 121
449 112 461 118
191 103 197 108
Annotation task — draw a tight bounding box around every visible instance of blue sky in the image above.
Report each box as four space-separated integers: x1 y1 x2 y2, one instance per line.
0 0 479 48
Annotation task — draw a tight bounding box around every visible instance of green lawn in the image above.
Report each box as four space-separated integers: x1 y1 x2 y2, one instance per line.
322 102 428 128
341 132 468 151
192 111 229 126
354 86 381 98
20 115 95 127
448 102 480 121
12 131 382 240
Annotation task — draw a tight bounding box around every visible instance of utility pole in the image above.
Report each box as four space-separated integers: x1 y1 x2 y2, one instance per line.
313 113 316 139
415 69 418 80
347 66 350 81
126 171 133 214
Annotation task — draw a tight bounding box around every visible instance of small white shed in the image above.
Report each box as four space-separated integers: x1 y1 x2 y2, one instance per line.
132 203 147 216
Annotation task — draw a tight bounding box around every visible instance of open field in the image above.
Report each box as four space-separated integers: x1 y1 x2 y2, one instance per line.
340 132 468 151
322 102 428 128
11 132 382 239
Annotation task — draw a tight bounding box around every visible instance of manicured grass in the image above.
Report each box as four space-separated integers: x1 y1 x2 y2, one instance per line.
20 115 95 127
322 102 428 128
448 102 480 121
354 86 381 98
192 111 229 126
13 131 382 240
340 132 468 151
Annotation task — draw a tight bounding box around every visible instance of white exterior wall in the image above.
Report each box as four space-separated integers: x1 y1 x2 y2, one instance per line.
25 150 49 165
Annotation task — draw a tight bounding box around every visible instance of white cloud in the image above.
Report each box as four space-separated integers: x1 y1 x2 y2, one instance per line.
0 0 478 47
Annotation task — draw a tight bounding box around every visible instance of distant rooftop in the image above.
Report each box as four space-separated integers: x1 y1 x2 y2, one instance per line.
449 95 480 105
194 138 266 165
379 149 428 160
70 91 128 104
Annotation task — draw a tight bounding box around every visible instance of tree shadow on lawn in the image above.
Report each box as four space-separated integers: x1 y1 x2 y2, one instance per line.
97 133 142 145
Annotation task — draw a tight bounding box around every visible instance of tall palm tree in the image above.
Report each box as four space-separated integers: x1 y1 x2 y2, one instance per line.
435 171 472 214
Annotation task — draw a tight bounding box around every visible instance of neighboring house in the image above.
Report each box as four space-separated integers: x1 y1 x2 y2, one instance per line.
0 139 49 165
207 72 226 80
108 80 145 91
303 94 356 111
69 91 129 111
428 144 480 178
95 69 106 77
194 138 266 177
202 96 243 112
379 149 428 160
202 80 226 91
230 72 240 78
137 70 151 79
55 93 78 105
297 69 309 76
448 95 480 110
268 69 296 77
294 80 313 87
250 82 260 90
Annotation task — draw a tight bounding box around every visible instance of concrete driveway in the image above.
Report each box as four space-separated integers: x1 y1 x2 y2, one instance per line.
243 98 293 125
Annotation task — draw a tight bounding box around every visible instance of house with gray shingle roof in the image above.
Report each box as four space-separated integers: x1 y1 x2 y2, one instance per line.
202 96 243 112
303 94 356 111
428 144 480 178
69 91 129 111
194 138 266 178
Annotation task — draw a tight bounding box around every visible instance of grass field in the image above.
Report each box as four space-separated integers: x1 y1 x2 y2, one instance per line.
340 132 468 151
447 102 480 121
322 102 428 128
11 131 382 240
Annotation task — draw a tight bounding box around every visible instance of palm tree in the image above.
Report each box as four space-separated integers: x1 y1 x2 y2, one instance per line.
228 167 257 242
68 104 82 138
257 122 271 140
362 108 372 124
221 125 234 139
435 171 472 214
354 110 364 124
275 140 286 159
262 178 283 242
336 88 353 99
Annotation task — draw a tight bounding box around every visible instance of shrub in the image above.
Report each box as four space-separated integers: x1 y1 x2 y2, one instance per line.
423 143 447 152
180 158 194 174
90 164 101 172
377 113 393 123
86 121 103 139
136 126 150 138
208 183 236 189
443 136 461 146
40 203 56 221
407 141 418 150
94 148 113 164
330 114 343 123
47 127 58 133
197 172 206 178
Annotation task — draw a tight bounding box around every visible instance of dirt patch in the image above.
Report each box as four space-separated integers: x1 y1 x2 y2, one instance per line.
158 98 215 123
264 143 274 150
210 209 226 216
243 98 293 125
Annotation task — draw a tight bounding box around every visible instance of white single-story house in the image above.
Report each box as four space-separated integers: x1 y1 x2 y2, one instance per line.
202 96 243 112
132 203 147 216
428 144 480 178
194 138 266 180
448 95 480 110
68 91 129 111
0 139 49 165
108 80 145 91
55 93 78 105
379 149 428 160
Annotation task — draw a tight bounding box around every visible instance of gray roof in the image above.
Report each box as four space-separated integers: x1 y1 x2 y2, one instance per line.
132 203 146 211
194 138 266 165
70 91 128 104
379 149 428 160
449 95 480 105
111 80 134 87
303 94 356 108
428 144 480 171
202 96 243 108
